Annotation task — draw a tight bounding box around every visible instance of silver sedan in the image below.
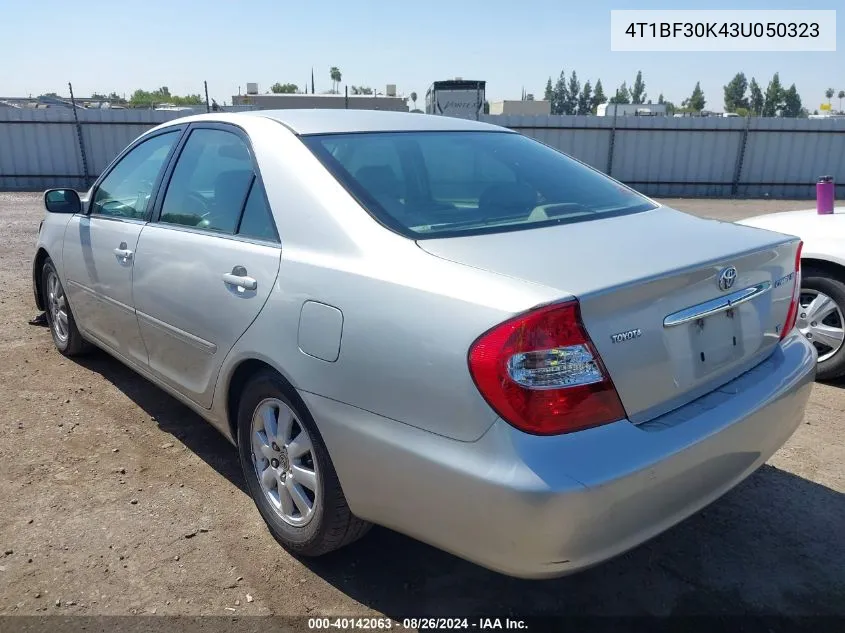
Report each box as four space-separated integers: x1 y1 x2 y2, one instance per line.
32 110 816 578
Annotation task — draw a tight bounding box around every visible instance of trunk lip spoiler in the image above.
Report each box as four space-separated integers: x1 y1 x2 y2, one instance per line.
663 281 773 328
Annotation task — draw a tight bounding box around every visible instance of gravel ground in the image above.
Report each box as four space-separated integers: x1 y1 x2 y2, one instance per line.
0 193 842 622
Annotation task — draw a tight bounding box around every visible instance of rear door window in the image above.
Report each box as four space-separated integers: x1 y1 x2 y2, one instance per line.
159 128 256 234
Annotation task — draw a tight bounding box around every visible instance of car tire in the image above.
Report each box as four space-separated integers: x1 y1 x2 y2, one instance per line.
799 268 845 381
237 370 371 556
41 258 90 357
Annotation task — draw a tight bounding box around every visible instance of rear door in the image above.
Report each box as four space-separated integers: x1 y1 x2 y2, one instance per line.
62 128 183 364
131 123 281 408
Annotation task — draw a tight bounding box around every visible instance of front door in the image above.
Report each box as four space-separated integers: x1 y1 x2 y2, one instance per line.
62 129 182 364
131 125 282 407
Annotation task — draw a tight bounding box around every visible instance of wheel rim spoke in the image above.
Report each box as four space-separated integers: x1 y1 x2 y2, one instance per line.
276 407 294 445
277 479 296 516
259 465 276 492
811 323 844 350
287 434 312 460
259 404 278 443
806 293 837 323
286 478 312 517
291 464 317 491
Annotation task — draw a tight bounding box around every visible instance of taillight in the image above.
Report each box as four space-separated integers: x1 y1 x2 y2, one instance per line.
468 300 625 435
780 240 803 340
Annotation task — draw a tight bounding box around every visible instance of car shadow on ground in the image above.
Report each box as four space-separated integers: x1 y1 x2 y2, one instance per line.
76 350 844 619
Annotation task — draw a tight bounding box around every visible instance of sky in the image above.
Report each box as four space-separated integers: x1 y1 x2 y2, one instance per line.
1 0 842 111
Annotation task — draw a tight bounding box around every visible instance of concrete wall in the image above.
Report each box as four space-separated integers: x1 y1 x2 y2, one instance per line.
488 100 551 116
2 108 844 198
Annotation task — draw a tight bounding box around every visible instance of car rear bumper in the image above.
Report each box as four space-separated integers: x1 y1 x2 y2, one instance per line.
304 331 816 579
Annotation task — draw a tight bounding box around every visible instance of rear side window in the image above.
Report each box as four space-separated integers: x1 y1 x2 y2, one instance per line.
237 180 278 242
160 128 255 234
303 131 657 239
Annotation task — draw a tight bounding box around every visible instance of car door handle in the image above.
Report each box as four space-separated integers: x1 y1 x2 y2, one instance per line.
113 242 133 260
222 271 257 291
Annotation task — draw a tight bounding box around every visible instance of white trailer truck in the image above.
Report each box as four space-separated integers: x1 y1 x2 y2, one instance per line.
425 80 486 120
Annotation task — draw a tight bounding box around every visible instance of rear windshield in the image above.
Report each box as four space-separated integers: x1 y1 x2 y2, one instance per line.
302 131 657 239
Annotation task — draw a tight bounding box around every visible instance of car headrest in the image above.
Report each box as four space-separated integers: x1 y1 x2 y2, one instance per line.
355 165 402 198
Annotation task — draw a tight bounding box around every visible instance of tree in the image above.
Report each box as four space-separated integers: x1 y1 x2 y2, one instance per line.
723 72 749 113
329 67 342 93
552 71 568 115
609 82 630 104
578 80 593 115
825 87 835 105
630 71 647 104
838 90 845 112
683 81 706 112
129 87 202 107
410 91 418 109
762 73 783 117
748 78 764 115
658 93 664 104
591 79 607 113
782 84 802 117
270 82 298 94
566 71 580 115
544 77 554 103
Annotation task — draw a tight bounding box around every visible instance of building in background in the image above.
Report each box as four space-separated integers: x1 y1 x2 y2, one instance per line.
597 103 668 117
232 83 407 112
488 100 551 116
425 79 486 119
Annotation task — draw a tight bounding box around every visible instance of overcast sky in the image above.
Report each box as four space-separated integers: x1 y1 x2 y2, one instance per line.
2 0 842 111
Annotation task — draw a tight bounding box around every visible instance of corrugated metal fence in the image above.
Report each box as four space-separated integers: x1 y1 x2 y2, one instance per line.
480 114 845 198
1 108 844 197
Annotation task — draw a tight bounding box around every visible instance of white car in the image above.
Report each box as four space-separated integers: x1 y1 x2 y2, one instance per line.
738 206 845 380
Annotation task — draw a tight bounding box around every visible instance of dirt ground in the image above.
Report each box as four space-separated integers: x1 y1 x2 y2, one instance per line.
0 193 842 623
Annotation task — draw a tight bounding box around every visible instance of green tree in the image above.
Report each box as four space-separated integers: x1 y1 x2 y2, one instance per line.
410 91 418 109
838 90 845 112
609 82 630 104
825 87 835 105
270 83 298 94
544 77 554 103
329 67 342 93
683 81 706 112
552 71 568 115
762 73 783 117
782 84 802 117
565 71 580 114
578 80 592 115
723 72 749 113
657 93 664 104
749 78 764 115
591 79 607 113
630 71 647 104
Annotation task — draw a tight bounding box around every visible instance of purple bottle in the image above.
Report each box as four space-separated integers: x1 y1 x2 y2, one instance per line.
817 176 835 215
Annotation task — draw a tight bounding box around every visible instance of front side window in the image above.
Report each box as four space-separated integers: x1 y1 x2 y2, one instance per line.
303 131 657 239
91 131 180 219
160 128 256 234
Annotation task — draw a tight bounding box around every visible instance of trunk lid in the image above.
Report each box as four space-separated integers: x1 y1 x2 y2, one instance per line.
418 206 800 423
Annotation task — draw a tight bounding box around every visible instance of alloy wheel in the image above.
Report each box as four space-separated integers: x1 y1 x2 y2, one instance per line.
797 289 845 362
46 270 69 344
250 398 319 526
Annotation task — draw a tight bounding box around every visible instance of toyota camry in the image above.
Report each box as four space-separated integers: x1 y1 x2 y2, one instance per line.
32 110 816 578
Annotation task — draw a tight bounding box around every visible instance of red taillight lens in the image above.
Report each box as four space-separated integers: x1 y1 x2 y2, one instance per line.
468 301 625 435
780 240 803 340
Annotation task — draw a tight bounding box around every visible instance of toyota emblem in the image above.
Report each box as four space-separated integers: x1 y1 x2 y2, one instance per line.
718 266 737 291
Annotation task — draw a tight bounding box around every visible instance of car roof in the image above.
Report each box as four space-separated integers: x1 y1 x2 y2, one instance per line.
236 109 512 135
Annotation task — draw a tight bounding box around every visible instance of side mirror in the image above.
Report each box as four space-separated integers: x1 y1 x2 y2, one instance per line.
44 189 82 214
